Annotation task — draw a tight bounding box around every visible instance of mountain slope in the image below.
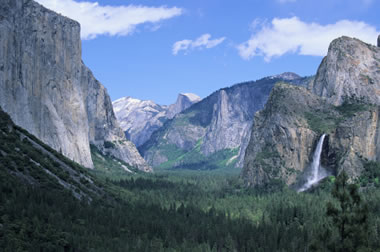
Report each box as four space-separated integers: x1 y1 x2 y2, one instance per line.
113 93 200 147
243 36 380 187
140 73 312 170
113 97 167 147
0 0 150 171
0 107 103 201
0 107 252 251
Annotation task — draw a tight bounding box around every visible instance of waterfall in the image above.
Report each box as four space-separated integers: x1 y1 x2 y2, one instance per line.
298 134 327 192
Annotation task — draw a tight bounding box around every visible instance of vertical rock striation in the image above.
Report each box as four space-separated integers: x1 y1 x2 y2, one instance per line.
0 0 151 171
0 0 92 167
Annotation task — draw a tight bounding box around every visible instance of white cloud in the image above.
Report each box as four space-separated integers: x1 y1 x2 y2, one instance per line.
237 17 379 61
172 34 226 55
250 18 267 31
35 0 182 40
172 40 192 55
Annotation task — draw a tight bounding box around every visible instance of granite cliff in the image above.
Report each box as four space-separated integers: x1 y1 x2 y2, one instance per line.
243 36 380 187
0 0 151 171
113 93 200 147
166 93 201 119
312 36 380 106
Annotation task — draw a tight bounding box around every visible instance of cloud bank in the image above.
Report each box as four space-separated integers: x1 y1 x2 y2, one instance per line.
36 0 182 40
172 34 226 55
238 17 379 61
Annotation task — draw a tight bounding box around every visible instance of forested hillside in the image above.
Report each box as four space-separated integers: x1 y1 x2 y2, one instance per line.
2 107 380 251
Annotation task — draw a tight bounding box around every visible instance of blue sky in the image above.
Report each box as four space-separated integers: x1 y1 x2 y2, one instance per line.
36 0 380 105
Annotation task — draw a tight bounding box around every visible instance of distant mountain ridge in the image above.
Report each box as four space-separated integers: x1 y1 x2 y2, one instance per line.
269 72 302 80
139 73 312 170
113 93 201 147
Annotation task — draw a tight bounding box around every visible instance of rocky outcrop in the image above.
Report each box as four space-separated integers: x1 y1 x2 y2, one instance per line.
243 36 380 187
377 35 380 47
140 74 312 170
113 93 200 147
312 36 380 106
243 82 380 187
166 93 201 119
0 0 151 171
243 84 325 186
327 106 380 178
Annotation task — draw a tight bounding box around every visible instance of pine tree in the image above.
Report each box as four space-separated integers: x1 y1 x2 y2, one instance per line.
311 171 369 252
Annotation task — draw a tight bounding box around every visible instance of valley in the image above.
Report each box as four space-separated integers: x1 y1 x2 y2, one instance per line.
1 0 380 251
2 106 380 251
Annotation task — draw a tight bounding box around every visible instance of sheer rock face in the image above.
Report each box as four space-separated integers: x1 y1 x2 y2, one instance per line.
113 93 200 147
0 0 151 171
312 36 380 106
242 84 322 186
0 0 91 167
328 107 380 178
140 74 311 169
201 86 262 157
243 37 380 187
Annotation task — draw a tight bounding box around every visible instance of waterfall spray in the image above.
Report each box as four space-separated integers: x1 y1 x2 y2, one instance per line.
298 134 327 192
